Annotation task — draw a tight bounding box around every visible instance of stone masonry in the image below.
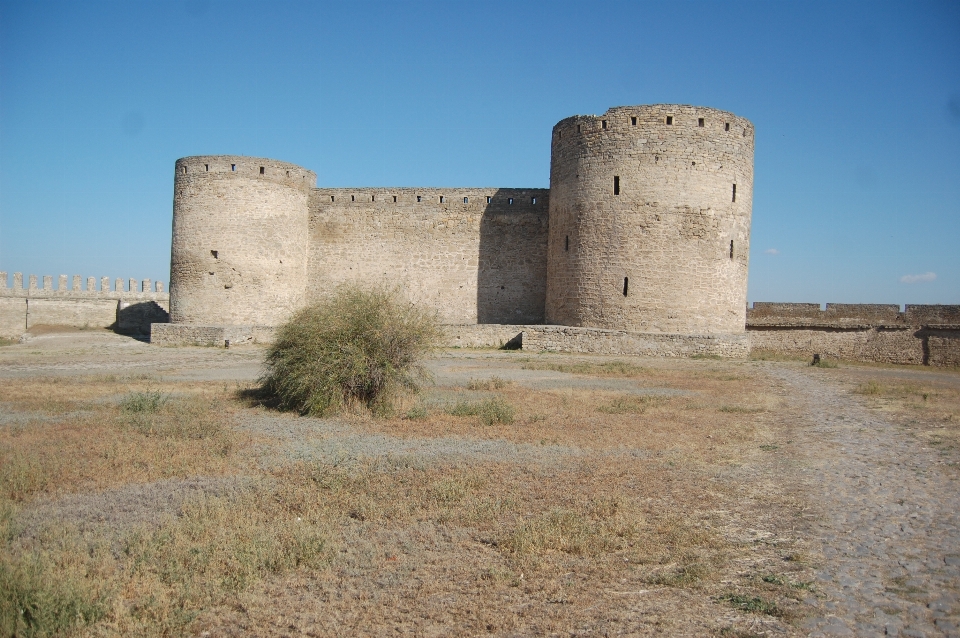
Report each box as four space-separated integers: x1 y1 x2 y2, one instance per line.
155 104 957 365
164 104 754 355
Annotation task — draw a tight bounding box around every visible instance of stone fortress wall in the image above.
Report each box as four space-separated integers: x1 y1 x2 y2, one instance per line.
747 303 960 366
308 188 548 325
0 272 169 338
159 104 755 356
546 105 752 335
146 102 957 365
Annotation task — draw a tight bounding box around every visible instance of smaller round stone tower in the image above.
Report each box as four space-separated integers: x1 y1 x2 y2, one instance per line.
169 155 316 326
545 105 754 334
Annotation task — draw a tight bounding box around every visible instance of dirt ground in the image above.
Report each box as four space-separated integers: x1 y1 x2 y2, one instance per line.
1 330 959 637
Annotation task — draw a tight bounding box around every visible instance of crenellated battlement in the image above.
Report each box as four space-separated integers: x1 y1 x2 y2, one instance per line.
552 104 753 141
312 187 549 213
0 272 166 298
175 155 317 195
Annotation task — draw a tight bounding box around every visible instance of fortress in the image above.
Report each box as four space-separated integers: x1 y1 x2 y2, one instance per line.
2 103 956 364
155 104 756 357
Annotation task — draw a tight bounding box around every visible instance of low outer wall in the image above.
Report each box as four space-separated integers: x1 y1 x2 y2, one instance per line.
150 323 274 347
522 325 749 358
0 274 169 338
746 303 960 366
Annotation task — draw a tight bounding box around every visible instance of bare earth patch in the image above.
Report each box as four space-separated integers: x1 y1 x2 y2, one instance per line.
1 333 958 636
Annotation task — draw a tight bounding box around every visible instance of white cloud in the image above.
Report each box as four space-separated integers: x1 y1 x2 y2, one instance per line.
763 248 780 255
900 272 936 284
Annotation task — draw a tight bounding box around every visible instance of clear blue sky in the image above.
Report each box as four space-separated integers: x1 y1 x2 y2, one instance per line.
1 0 958 304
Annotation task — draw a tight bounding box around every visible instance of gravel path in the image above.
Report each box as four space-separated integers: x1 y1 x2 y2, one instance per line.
770 365 960 637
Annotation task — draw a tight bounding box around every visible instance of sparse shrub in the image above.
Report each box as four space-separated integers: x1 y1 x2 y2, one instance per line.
466 376 509 390
450 397 515 425
259 285 440 416
121 394 226 441
856 380 883 395
404 403 429 420
0 552 107 637
0 451 51 503
810 357 838 368
597 395 662 414
120 390 166 413
521 360 645 376
719 405 765 414
718 593 783 616
648 562 711 587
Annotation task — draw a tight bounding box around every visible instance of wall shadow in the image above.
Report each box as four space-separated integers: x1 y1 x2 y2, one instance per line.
115 301 170 337
476 188 549 324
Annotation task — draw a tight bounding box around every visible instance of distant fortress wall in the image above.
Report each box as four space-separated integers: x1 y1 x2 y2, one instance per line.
746 303 960 366
0 272 168 338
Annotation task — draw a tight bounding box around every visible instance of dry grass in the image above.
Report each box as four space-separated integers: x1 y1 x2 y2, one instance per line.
0 352 814 636
0 379 248 504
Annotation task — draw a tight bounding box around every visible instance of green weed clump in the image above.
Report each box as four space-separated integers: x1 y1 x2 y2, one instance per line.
811 357 838 368
120 390 167 413
450 397 515 425
0 553 107 638
856 380 883 395
718 593 783 616
260 285 440 416
466 376 509 390
597 395 663 414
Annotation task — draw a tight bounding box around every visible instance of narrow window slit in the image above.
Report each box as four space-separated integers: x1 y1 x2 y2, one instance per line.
732 184 737 202
464 197 469 204
729 240 734 259
666 116 673 125
508 198 513 205
613 176 620 195
330 195 335 202
577 124 581 133
532 197 537 204
698 118 704 127
623 277 629 296
486 196 492 204
439 196 445 203
631 116 637 125
393 195 397 202
231 164 236 171
565 236 569 251
351 195 355 202
182 166 187 174
259 166 264 175
602 120 607 129
725 122 730 131
204 164 209 171
417 195 422 202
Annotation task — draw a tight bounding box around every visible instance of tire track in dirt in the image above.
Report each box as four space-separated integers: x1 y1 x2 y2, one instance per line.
770 365 960 637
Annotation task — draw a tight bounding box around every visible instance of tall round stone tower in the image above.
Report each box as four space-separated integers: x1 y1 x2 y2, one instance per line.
169 155 316 326
545 105 754 334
